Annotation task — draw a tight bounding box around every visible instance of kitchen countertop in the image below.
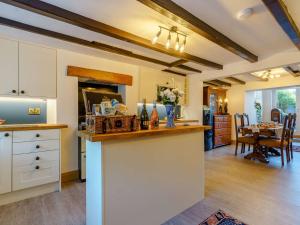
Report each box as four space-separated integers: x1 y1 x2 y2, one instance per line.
159 119 199 124
79 124 210 142
0 123 68 131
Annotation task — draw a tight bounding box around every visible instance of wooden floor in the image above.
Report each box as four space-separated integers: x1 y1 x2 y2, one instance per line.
1 145 300 225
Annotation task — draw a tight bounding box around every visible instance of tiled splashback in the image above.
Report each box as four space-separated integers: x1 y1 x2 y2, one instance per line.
0 98 47 124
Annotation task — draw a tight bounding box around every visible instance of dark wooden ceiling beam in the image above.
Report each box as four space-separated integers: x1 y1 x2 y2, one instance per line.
0 0 222 69
262 0 300 50
225 77 246 85
0 17 201 73
169 59 188 67
208 79 231 87
137 0 258 62
284 66 300 77
176 64 201 73
162 69 186 76
203 82 219 87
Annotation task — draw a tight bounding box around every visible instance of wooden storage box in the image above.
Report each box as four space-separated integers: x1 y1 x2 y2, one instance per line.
86 115 139 134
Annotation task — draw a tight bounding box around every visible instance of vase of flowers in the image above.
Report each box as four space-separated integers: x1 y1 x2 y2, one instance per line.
160 88 184 128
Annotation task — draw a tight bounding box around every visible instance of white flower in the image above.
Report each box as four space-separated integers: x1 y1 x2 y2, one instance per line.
163 89 171 96
169 93 176 102
172 88 179 95
179 90 184 97
160 91 164 97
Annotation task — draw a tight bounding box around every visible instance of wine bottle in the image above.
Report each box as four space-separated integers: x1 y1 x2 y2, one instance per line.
150 101 159 129
140 99 149 130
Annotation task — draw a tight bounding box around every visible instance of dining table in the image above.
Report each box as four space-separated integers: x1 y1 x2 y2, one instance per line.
243 123 283 163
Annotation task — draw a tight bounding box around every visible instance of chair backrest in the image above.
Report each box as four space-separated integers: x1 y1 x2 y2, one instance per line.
290 113 297 139
280 114 292 145
271 108 282 123
243 113 250 126
234 113 244 139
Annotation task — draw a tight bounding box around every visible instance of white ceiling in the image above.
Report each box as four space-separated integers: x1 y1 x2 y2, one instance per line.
0 0 299 73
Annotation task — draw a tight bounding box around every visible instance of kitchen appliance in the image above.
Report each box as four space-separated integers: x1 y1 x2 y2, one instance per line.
203 106 213 151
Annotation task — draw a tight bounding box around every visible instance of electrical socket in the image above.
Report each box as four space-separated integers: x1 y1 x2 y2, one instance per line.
28 107 41 115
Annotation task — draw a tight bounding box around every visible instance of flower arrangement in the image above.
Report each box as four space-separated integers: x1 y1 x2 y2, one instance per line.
160 88 184 106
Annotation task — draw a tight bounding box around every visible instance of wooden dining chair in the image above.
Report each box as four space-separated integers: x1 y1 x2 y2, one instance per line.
234 113 255 156
243 113 252 152
258 114 292 166
290 113 297 160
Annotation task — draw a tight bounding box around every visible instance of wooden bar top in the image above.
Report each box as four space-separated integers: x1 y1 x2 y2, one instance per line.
159 119 199 124
0 124 68 131
80 125 210 142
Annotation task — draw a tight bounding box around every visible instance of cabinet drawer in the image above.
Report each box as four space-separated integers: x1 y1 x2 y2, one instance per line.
13 140 59 155
13 129 59 142
13 150 59 191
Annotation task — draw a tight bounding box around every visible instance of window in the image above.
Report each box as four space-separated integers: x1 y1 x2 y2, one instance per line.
275 88 296 113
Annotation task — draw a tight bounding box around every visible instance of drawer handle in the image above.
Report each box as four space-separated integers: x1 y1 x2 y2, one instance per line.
12 90 17 94
36 134 40 138
4 133 9 137
36 156 40 161
35 165 40 170
20 90 25 94
36 145 40 149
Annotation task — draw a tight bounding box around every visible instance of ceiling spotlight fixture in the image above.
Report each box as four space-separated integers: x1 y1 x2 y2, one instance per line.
166 31 171 49
152 27 161 44
180 37 186 53
152 26 187 52
237 8 254 20
175 34 180 51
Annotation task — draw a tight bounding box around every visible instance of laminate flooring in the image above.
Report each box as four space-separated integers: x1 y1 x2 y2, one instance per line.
1 145 299 225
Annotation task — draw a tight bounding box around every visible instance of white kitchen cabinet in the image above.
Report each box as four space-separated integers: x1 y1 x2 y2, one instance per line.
0 132 12 195
0 38 19 96
19 43 57 98
13 150 59 191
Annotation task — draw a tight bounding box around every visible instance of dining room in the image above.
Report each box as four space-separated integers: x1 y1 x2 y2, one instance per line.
221 66 300 166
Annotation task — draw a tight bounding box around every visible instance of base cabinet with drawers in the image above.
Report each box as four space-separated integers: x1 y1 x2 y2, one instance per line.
0 129 61 205
213 115 232 148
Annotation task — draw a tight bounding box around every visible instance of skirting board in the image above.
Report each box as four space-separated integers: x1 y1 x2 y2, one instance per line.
61 170 79 183
0 182 59 206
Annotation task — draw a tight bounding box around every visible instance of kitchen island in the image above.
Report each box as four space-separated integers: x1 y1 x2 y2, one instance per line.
80 125 209 225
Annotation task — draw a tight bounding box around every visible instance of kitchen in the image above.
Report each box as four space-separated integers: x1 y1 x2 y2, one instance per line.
1 0 300 225
0 34 205 225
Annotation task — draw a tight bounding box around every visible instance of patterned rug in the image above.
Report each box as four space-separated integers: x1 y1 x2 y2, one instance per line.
200 210 247 225
293 145 300 152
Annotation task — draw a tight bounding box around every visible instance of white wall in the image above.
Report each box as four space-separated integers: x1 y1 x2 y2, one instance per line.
227 76 300 140
138 67 186 104
184 74 203 123
56 49 140 173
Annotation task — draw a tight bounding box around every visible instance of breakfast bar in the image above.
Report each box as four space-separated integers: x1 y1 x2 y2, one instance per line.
80 125 209 225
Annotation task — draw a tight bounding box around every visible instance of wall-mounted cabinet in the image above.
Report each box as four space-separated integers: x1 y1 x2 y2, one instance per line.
19 43 57 98
0 39 19 96
0 38 57 99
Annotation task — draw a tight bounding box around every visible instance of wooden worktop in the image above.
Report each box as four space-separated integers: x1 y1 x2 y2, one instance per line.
159 119 199 124
0 124 68 131
80 125 210 142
